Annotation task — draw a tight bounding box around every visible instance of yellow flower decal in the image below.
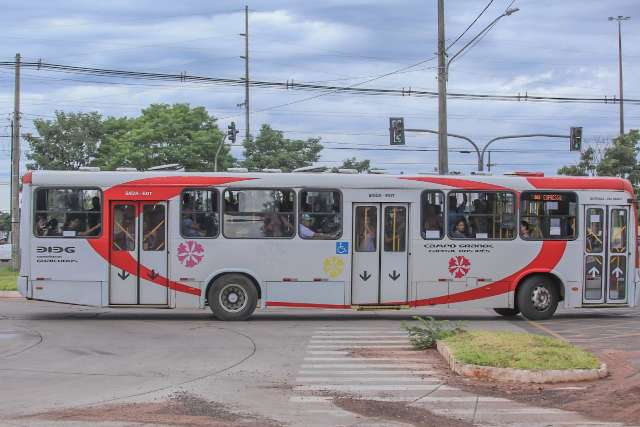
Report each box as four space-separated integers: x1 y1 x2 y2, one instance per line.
323 256 345 279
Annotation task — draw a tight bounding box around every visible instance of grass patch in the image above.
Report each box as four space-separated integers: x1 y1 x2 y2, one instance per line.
0 266 18 291
443 331 600 370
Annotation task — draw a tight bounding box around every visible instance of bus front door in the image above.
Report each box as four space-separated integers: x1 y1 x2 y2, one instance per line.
109 201 168 305
352 203 409 305
583 205 630 304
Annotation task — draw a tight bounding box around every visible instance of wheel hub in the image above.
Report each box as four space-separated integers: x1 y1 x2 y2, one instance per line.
531 285 551 311
219 284 247 312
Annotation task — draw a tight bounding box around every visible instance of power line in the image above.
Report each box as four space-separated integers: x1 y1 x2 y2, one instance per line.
447 0 495 50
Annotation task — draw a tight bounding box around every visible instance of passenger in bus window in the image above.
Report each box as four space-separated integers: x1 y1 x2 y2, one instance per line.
181 206 203 237
448 193 467 232
520 221 531 239
451 218 469 239
300 213 339 239
357 216 376 251
86 196 102 236
36 215 48 236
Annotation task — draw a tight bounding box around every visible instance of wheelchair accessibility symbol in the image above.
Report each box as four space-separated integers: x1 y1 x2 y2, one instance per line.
336 241 349 254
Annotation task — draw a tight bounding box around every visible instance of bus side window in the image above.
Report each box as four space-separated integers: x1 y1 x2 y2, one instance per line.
181 189 219 238
113 205 135 251
421 191 444 239
223 189 295 239
520 192 577 240
34 188 102 238
447 191 516 240
299 190 341 240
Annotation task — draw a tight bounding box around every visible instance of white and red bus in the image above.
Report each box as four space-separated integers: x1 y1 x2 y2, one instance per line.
16 170 638 320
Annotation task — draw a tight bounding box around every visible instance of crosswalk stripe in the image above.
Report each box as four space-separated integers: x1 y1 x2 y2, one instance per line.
302 363 428 368
304 357 428 362
298 370 436 375
296 377 440 383
294 384 450 391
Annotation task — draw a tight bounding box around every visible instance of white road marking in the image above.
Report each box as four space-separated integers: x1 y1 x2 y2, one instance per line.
301 363 429 369
309 340 408 344
306 351 350 355
307 344 410 349
311 335 408 339
298 370 436 375
294 384 450 391
296 377 440 383
303 357 429 362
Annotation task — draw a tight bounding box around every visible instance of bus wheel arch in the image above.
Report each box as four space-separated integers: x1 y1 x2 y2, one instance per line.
205 272 261 321
514 272 563 320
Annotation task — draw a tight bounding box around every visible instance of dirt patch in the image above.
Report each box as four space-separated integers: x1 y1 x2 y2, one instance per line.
20 391 282 427
333 396 472 427
444 349 640 426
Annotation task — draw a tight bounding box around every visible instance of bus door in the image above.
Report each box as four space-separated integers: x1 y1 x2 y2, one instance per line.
352 203 409 304
583 205 630 304
109 201 168 305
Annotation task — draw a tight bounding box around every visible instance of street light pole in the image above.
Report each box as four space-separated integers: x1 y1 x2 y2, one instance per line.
609 15 630 137
436 4 519 175
437 0 448 175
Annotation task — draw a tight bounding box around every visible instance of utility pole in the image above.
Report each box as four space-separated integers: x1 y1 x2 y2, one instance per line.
437 0 448 175
609 15 630 137
240 5 250 142
11 53 20 271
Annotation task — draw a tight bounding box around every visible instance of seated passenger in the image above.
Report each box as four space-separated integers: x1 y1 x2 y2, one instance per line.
181 206 203 237
299 214 337 239
451 218 469 239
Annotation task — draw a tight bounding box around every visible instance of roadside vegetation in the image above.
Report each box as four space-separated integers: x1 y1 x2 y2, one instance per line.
0 266 18 291
443 331 600 370
402 316 465 349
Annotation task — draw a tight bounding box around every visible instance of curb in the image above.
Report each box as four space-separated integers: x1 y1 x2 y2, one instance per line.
436 341 608 384
0 291 23 299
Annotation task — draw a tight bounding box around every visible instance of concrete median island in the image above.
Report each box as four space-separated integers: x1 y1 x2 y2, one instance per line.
437 331 607 383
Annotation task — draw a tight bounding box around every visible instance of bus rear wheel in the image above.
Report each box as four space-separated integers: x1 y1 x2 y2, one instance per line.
493 307 520 317
208 274 258 321
516 276 558 321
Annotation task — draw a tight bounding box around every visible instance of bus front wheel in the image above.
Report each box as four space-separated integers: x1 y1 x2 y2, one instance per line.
208 274 258 321
493 307 520 317
516 276 558 321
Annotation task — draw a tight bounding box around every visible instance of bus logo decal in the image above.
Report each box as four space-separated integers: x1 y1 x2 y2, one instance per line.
448 255 471 279
177 240 205 268
323 256 345 279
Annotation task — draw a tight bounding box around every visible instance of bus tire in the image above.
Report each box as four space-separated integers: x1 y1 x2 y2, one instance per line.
493 307 520 317
516 276 558 321
208 274 258 321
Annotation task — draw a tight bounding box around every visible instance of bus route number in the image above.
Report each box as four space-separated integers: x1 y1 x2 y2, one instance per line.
124 191 152 197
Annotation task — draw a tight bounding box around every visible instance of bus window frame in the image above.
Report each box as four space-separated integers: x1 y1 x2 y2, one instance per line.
179 188 220 239
447 190 518 241
420 189 445 240
519 190 579 241
222 187 297 240
298 188 343 240
32 186 104 239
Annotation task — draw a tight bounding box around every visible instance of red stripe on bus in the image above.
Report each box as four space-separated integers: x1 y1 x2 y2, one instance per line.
266 301 350 309
88 175 255 297
399 176 511 191
411 240 567 307
527 176 634 195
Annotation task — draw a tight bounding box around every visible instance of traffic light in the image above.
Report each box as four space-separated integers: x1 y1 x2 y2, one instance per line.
570 126 582 151
389 117 405 145
227 122 239 143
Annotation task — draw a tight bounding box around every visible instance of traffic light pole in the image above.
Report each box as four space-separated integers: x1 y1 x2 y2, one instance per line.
406 128 569 172
214 134 228 172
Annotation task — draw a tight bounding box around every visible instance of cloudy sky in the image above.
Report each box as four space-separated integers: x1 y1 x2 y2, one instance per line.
0 0 638 208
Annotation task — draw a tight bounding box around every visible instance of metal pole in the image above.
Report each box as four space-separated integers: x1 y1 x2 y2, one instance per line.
214 134 228 172
11 53 20 271
487 151 491 173
617 19 624 137
437 0 448 175
406 128 481 171
244 5 250 142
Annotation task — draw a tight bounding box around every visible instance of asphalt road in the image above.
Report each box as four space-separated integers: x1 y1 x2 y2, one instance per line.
1 299 638 427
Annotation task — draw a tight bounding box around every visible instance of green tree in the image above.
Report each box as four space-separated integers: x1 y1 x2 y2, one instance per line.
25 111 103 170
242 124 323 171
596 130 640 191
97 104 234 171
333 157 371 173
557 147 597 176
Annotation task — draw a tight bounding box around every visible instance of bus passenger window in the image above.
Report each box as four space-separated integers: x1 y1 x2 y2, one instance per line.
355 206 377 252
113 205 135 251
34 188 102 238
447 191 516 240
299 190 341 239
223 189 295 238
421 191 444 239
520 192 577 240
384 206 406 251
143 204 165 251
181 190 219 238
